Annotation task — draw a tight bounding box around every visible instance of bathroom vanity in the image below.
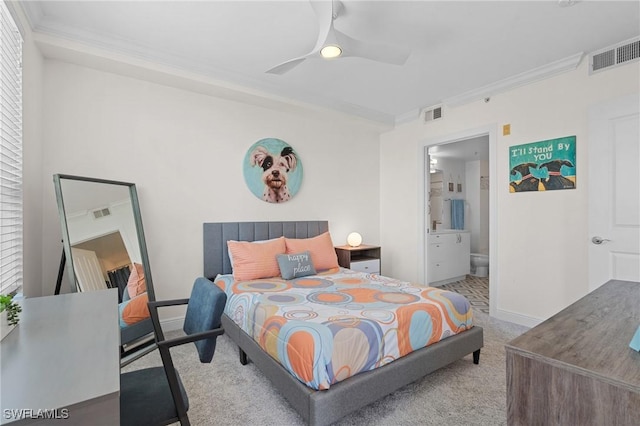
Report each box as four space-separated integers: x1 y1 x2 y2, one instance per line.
428 230 470 285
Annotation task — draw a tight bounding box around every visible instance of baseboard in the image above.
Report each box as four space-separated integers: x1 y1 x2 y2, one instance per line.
161 315 185 332
492 308 543 328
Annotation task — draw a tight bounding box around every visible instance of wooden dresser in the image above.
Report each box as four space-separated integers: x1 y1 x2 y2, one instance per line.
505 280 640 425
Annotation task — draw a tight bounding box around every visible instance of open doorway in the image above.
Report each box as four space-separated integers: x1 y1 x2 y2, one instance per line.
420 126 496 316
72 231 132 301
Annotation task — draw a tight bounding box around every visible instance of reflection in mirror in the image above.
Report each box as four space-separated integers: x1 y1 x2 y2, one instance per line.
73 231 131 292
429 170 444 227
53 174 156 365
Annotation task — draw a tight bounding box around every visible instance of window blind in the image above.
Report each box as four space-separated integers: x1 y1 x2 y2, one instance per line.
0 2 23 295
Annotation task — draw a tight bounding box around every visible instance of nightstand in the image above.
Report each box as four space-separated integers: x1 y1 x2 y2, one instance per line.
335 245 381 274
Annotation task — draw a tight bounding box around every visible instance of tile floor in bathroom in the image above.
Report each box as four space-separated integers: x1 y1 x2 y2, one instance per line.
439 275 489 314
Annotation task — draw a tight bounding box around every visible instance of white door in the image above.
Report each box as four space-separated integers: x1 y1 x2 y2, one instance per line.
71 247 108 292
588 94 640 290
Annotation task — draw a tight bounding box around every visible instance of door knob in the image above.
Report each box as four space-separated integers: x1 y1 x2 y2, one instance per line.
591 236 611 245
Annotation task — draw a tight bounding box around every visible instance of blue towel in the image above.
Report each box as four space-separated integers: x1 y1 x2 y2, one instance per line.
630 325 640 351
451 199 465 230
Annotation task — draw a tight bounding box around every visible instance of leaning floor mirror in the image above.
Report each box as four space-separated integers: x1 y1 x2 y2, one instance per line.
54 174 156 365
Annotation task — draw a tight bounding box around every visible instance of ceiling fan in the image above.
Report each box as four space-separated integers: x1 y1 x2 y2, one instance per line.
266 0 411 74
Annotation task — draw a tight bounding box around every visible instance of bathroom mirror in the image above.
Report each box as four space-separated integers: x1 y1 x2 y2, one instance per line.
53 174 156 363
429 170 444 226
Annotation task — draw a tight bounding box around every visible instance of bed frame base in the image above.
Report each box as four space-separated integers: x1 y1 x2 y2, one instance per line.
237 346 478 368
222 314 483 426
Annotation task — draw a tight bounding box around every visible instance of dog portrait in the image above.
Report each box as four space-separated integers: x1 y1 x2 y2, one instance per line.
243 139 303 203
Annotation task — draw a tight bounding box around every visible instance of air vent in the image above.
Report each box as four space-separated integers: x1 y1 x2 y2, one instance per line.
423 105 443 123
590 37 640 74
92 207 111 219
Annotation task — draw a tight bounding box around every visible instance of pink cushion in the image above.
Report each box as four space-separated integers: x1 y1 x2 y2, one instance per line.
122 293 150 325
227 237 286 281
285 232 339 271
127 263 147 298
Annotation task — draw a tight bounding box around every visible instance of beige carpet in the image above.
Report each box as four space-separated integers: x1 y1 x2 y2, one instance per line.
123 309 528 426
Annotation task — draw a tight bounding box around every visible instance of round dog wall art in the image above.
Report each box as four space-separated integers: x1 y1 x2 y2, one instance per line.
243 138 303 203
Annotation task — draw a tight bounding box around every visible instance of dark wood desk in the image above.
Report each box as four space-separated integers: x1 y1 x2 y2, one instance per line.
505 280 640 425
1 290 120 425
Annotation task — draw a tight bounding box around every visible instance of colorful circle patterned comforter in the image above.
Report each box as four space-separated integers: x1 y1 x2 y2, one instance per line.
214 268 473 390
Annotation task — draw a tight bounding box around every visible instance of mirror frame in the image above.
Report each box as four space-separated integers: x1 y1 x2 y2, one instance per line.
53 174 156 361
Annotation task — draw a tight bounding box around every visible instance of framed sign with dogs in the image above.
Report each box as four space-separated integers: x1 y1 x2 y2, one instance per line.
509 135 576 193
243 138 303 203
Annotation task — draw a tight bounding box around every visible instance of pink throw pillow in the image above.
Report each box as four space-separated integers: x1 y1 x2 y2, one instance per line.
285 232 339 271
122 293 150 325
227 237 286 281
127 263 147 299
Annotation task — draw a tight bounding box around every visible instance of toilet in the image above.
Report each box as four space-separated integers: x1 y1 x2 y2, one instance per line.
470 253 489 277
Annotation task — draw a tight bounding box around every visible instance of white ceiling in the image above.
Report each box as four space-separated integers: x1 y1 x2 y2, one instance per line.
20 1 640 126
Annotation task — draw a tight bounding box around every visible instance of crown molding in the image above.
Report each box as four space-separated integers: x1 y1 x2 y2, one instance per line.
394 109 420 126
33 32 392 131
394 52 585 125
4 1 35 36
15 1 587 129
22 1 42 24
21 2 394 128
442 52 584 107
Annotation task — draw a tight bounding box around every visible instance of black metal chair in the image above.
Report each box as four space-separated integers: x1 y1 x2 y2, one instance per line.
120 277 227 426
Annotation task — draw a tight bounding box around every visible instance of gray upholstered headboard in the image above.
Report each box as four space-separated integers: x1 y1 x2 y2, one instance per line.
203 221 329 279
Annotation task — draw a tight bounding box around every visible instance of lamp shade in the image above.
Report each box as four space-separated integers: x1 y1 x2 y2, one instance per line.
347 232 362 247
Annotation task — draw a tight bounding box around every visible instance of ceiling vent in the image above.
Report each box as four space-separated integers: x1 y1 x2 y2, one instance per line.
92 207 111 219
589 37 640 75
423 105 443 123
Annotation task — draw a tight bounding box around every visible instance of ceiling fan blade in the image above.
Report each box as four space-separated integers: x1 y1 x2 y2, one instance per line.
309 1 337 52
266 1 410 73
266 1 335 74
266 57 308 75
335 28 411 65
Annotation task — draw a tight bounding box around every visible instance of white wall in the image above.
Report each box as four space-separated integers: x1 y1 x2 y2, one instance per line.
381 59 640 325
23 17 639 328
39 61 382 303
20 7 45 298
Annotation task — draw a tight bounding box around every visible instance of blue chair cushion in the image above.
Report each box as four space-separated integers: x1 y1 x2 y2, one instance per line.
183 277 227 363
120 366 189 426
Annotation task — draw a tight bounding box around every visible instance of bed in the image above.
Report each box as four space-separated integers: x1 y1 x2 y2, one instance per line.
118 263 154 345
203 221 483 426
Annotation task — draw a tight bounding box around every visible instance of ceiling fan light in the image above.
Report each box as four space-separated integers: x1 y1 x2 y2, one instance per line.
320 45 342 59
